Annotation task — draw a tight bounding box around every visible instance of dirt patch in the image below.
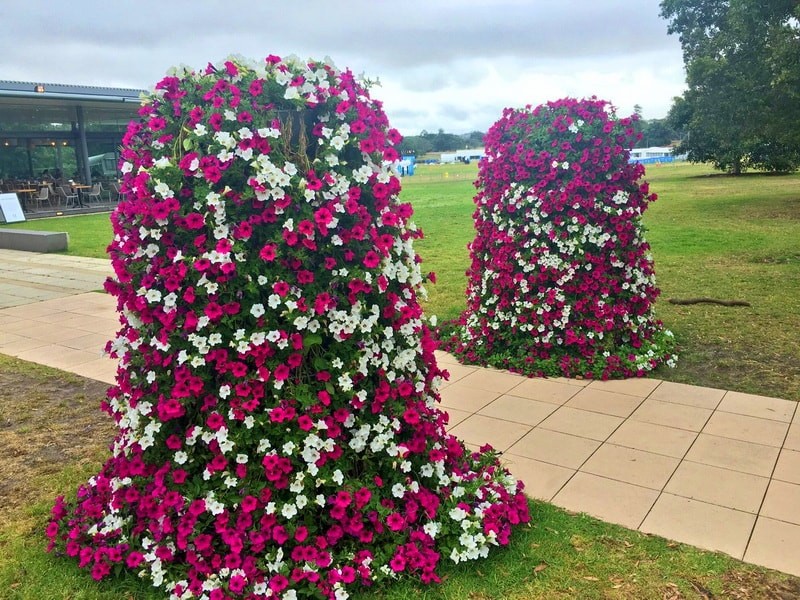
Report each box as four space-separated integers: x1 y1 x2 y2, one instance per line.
655 339 800 402
0 357 115 520
719 570 800 599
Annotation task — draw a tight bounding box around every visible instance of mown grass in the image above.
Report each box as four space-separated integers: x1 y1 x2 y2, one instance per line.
404 162 800 400
641 167 800 399
4 212 113 259
5 163 799 400
2 357 798 600
5 163 799 401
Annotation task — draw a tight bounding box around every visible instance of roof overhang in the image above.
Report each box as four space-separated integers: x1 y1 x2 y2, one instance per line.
0 80 146 129
0 80 145 103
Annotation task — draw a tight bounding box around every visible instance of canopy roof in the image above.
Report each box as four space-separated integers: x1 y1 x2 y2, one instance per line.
0 80 144 130
0 80 146 182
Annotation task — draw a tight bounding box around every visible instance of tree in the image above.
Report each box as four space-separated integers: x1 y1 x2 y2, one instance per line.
397 134 433 156
642 118 683 147
631 104 646 143
397 130 486 156
422 128 464 152
633 117 684 148
660 0 800 173
463 130 486 147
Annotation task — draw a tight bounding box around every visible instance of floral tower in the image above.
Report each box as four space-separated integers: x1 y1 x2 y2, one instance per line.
444 98 676 379
45 56 529 599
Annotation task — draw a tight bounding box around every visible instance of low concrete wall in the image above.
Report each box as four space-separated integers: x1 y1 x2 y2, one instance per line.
0 228 69 253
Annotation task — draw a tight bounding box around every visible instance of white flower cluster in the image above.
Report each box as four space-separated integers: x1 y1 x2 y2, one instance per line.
464 182 658 347
445 499 497 564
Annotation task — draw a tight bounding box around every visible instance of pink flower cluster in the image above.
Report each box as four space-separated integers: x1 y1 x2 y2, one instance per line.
46 55 529 599
443 98 676 379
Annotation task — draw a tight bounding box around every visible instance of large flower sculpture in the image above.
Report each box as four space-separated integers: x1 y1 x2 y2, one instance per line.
443 98 676 379
46 55 529 599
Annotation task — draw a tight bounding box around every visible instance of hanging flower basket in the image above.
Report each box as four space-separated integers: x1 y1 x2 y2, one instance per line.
45 54 530 600
442 98 677 379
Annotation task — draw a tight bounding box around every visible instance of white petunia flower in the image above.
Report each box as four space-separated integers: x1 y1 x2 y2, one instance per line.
332 469 344 485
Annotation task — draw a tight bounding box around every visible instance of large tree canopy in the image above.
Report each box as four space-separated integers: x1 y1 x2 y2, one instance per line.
661 0 800 173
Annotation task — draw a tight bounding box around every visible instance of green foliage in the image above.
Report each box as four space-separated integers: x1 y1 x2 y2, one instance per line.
661 0 800 173
635 118 684 148
399 129 483 156
397 135 433 156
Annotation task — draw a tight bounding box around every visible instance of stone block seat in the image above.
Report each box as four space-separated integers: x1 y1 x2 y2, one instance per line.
0 228 68 253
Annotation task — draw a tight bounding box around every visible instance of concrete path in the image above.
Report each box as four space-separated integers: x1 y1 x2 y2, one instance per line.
0 249 798 578
0 248 112 308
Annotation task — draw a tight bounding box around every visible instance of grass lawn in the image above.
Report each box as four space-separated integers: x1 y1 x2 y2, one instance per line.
4 162 799 401
2 353 799 600
3 212 113 259
405 162 800 401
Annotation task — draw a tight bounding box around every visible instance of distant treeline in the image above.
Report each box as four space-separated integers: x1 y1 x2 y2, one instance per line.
398 117 685 156
397 129 485 156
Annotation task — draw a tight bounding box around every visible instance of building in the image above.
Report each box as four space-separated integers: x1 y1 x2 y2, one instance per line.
629 146 685 164
440 147 485 164
0 80 144 183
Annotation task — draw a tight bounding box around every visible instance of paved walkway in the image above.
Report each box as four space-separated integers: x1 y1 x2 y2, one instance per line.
0 249 798 578
0 248 112 308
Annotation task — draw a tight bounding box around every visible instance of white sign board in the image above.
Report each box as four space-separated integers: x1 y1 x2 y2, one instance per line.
0 193 26 223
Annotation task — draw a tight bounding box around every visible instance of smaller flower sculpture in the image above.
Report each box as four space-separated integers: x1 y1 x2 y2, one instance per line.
443 98 676 379
45 54 529 600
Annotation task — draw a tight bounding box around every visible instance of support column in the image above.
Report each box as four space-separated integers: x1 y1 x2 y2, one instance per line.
26 140 34 178
76 106 91 184
55 143 64 173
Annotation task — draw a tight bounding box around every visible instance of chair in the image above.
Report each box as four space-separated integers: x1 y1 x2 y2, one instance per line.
110 181 125 202
58 184 79 208
84 183 102 204
34 186 53 210
99 182 116 203
107 181 118 202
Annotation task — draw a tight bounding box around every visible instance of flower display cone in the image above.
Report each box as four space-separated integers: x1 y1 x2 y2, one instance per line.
444 98 676 379
46 55 529 599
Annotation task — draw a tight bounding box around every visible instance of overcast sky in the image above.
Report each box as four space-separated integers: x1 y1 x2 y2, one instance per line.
0 0 686 135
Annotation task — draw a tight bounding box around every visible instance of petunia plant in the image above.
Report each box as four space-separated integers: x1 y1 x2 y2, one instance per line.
45 55 530 599
442 98 676 379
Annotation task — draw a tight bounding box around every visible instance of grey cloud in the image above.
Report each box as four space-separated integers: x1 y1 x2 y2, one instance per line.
3 0 674 80
0 0 684 130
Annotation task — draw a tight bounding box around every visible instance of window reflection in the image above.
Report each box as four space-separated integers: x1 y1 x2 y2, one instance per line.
0 97 138 180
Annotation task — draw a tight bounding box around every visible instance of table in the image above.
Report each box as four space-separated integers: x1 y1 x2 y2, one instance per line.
71 184 91 207
12 189 36 212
